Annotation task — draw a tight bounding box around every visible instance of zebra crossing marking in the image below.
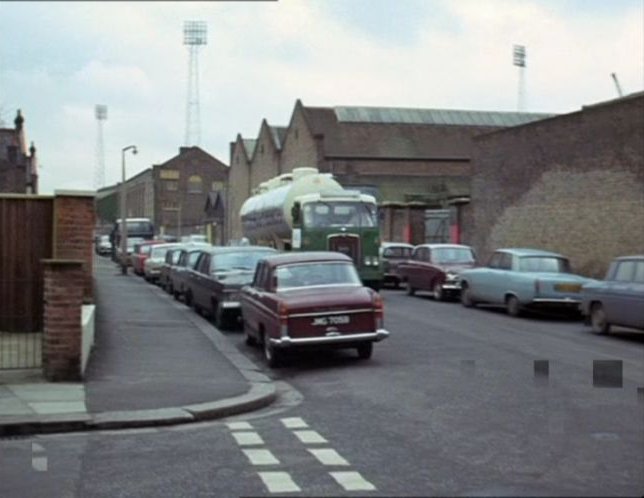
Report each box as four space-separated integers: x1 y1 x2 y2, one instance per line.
242 449 280 466
258 471 301 493
308 448 350 466
280 417 308 429
329 471 376 491
231 431 264 446
227 421 253 431
292 430 328 444
31 443 47 472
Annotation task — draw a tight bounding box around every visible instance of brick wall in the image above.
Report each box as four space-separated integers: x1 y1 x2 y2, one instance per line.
249 125 281 195
470 94 644 277
279 109 320 174
227 140 252 241
42 260 84 381
53 192 95 301
154 147 228 236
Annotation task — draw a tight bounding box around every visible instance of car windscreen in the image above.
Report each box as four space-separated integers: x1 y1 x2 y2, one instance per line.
432 247 475 264
151 247 172 259
382 246 412 258
212 251 274 273
518 256 571 273
275 262 362 289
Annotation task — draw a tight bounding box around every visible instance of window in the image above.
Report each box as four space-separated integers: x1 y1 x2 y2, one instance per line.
211 181 224 191
165 180 178 191
633 261 644 283
499 253 513 270
518 256 571 273
488 252 503 269
614 261 636 282
188 175 203 193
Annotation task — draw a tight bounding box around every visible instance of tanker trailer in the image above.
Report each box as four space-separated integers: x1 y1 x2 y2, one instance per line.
240 167 383 289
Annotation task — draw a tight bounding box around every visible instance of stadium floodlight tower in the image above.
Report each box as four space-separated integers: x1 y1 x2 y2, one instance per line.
513 44 526 111
94 105 108 189
183 20 207 147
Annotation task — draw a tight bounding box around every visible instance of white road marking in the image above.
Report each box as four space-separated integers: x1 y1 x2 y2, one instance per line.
281 417 308 429
329 471 376 491
31 443 45 453
231 432 264 446
242 449 280 465
293 430 328 444
258 471 301 493
308 448 350 466
227 421 253 431
32 456 48 472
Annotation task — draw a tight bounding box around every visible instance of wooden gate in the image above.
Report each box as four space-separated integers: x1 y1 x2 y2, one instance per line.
0 196 53 368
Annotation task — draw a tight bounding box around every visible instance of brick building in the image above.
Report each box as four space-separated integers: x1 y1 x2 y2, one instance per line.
0 110 38 194
469 92 644 278
226 99 553 243
95 146 228 239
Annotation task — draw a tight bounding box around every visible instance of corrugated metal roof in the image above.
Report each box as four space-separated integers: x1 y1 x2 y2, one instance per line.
334 106 556 127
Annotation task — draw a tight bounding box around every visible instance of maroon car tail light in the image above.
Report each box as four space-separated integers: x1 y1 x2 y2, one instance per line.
278 301 289 337
373 293 384 329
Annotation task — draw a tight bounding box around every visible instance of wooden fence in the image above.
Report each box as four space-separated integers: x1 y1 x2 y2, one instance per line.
0 195 53 333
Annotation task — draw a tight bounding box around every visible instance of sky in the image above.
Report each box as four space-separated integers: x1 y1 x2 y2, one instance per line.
1 0 642 194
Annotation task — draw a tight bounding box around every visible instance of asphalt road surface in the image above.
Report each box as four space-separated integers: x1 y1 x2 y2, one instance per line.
2 288 643 497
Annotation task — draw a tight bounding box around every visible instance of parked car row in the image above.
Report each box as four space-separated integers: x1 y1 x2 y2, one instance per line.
381 242 644 333
131 244 391 366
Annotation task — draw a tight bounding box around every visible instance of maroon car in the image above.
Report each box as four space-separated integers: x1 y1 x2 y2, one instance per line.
240 252 390 367
398 244 476 301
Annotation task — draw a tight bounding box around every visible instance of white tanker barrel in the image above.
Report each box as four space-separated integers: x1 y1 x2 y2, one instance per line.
240 170 344 242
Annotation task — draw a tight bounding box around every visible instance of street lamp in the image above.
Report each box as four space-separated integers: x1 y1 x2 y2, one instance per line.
120 145 138 274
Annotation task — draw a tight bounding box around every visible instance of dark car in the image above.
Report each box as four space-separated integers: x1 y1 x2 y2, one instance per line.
159 245 187 291
379 242 414 288
580 255 644 334
185 246 277 329
169 246 205 301
240 251 390 367
398 244 476 300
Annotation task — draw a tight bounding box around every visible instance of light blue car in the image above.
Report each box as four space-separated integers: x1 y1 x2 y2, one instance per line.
458 248 596 316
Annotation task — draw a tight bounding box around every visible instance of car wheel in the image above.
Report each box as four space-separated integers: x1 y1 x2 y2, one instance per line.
263 333 281 368
357 342 373 359
406 282 415 296
244 321 257 346
167 283 174 295
506 295 522 317
432 282 444 301
461 284 474 307
213 301 228 330
591 302 610 334
184 291 193 308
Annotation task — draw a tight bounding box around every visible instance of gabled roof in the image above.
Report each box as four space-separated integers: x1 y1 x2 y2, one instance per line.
156 146 227 169
269 126 287 150
298 102 556 160
205 191 226 217
242 139 257 158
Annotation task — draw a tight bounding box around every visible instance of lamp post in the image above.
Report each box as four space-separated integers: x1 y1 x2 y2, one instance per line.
120 145 138 274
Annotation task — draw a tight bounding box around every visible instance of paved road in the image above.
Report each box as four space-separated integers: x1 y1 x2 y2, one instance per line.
1 287 643 497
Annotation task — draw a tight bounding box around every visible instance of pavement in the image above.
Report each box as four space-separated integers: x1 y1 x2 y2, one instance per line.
0 256 276 436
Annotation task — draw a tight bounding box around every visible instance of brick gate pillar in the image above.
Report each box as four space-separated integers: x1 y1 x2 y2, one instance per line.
42 260 84 381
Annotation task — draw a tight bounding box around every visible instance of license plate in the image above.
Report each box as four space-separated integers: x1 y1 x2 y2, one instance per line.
554 283 582 293
312 315 350 326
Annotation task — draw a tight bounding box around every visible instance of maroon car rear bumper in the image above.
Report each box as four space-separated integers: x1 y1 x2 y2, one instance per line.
269 329 390 348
